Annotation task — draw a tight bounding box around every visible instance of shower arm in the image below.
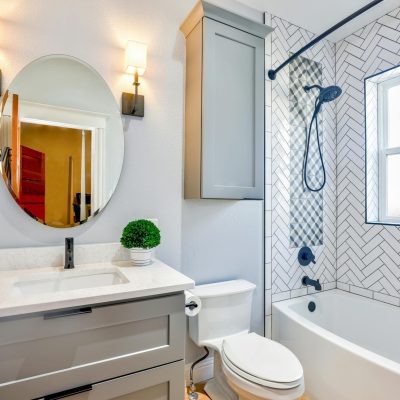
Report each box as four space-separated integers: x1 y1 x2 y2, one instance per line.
267 0 383 81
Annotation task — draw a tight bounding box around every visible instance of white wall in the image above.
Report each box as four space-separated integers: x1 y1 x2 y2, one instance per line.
0 0 263 267
0 0 196 268
0 0 265 363
268 12 337 307
336 7 400 306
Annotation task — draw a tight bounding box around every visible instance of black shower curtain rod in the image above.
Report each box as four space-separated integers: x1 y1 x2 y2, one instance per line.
267 0 384 80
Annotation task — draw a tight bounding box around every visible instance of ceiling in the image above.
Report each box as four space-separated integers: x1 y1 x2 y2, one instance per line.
237 0 400 41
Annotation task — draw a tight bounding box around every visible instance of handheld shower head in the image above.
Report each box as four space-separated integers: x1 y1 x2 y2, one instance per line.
302 83 342 192
319 86 342 103
304 85 342 104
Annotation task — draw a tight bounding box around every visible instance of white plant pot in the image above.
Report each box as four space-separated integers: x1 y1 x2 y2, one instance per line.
129 248 153 266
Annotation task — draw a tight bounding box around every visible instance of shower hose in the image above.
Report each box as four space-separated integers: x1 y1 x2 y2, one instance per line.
303 98 326 192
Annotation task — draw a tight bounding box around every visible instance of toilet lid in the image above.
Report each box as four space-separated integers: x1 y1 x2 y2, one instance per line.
222 333 303 387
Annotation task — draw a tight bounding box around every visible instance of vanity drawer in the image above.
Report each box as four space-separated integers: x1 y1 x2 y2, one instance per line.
33 361 184 400
0 293 185 389
4 360 184 400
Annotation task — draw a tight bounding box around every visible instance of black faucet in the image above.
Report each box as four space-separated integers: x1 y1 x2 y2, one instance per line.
302 276 321 291
64 237 75 269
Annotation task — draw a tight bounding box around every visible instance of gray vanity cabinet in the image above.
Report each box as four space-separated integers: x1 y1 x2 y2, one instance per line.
36 362 184 400
181 1 272 199
0 293 185 399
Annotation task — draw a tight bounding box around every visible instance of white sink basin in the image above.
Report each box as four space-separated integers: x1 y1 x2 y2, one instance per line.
13 267 129 295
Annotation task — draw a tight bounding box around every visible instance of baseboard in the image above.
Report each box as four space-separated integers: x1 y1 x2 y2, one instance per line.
185 356 214 385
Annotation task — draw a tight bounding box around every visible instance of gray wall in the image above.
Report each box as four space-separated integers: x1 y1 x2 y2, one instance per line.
182 200 264 362
182 200 264 329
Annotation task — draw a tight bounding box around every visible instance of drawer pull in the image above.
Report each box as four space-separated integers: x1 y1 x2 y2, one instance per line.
42 384 92 399
43 307 92 320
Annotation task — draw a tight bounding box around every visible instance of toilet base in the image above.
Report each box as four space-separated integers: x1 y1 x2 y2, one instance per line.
204 353 238 400
205 378 237 400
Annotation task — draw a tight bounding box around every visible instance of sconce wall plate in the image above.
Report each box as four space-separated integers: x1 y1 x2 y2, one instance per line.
122 92 144 117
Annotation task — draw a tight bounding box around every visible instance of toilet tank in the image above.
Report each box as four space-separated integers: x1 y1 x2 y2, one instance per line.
188 280 256 346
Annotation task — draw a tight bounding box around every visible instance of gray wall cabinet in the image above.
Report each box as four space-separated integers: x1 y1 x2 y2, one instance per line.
0 293 185 399
180 1 272 199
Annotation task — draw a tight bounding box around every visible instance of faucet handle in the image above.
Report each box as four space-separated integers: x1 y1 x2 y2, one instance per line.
298 246 316 266
65 237 74 249
64 237 75 269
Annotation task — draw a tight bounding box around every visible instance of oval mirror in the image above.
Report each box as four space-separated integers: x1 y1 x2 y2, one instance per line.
0 55 124 228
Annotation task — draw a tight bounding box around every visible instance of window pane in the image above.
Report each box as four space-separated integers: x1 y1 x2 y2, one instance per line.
387 154 400 217
387 84 400 148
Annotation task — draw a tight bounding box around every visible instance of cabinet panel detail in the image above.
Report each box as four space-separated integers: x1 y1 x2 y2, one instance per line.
182 12 268 199
0 294 185 399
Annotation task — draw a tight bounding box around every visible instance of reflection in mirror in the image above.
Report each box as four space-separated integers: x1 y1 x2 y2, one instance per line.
365 65 400 225
0 55 124 228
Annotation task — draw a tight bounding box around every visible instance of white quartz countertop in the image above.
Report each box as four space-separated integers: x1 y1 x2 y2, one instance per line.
0 259 194 318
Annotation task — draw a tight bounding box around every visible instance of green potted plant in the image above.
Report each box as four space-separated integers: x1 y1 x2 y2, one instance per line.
120 219 161 266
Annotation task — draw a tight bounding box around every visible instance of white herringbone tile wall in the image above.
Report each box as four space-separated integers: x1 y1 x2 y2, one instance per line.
268 14 337 302
336 7 400 306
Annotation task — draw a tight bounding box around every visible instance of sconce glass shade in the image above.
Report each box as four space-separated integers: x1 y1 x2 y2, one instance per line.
125 41 147 76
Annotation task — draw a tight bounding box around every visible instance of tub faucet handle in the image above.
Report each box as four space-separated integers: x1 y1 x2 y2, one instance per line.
298 247 316 266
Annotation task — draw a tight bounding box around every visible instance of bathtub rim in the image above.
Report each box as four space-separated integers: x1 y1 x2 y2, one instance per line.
272 289 400 376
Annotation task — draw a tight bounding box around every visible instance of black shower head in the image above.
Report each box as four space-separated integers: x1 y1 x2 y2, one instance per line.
304 85 342 104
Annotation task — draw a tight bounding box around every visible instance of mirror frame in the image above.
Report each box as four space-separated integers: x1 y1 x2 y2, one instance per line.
0 55 124 228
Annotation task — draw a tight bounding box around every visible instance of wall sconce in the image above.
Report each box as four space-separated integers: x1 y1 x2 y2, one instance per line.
122 41 147 117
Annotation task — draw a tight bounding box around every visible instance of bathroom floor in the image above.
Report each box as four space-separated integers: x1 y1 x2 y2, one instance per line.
185 384 309 400
185 383 210 399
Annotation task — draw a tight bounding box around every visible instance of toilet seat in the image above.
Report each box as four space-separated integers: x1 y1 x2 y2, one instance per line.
222 361 305 400
221 333 303 389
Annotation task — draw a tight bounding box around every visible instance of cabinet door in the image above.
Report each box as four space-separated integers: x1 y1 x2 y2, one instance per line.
202 17 264 199
0 294 185 399
34 361 184 400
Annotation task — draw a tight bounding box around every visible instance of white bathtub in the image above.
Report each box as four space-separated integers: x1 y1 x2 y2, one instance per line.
272 289 400 400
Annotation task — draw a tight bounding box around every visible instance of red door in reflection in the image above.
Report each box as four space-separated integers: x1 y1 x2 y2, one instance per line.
19 146 45 221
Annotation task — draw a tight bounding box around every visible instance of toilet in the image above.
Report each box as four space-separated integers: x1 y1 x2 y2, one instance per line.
188 280 304 400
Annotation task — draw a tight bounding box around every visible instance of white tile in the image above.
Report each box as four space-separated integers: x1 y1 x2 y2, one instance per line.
264 315 272 339
265 237 272 263
265 81 272 107
337 282 350 292
265 184 272 210
307 286 321 295
265 130 272 158
265 211 272 237
265 106 272 132
350 285 373 298
290 288 308 298
265 37 272 56
323 281 336 291
373 292 400 306
265 158 272 185
272 291 290 302
265 263 272 290
265 54 272 70
265 289 272 315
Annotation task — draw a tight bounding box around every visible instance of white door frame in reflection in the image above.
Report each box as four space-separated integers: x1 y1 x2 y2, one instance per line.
16 100 107 224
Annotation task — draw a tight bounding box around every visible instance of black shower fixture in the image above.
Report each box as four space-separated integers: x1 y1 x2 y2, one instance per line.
268 0 384 81
303 85 342 192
